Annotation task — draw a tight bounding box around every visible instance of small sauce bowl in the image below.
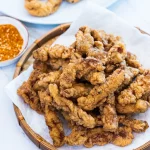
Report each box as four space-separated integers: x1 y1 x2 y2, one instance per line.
0 16 29 67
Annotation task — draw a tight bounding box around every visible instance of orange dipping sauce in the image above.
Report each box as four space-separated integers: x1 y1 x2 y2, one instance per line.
0 24 23 61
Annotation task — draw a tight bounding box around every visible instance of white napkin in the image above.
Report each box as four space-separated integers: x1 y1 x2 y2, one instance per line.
5 2 150 150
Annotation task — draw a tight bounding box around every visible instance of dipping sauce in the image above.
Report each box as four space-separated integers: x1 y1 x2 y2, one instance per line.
0 24 23 61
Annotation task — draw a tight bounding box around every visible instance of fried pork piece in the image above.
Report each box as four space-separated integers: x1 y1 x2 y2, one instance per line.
34 70 62 90
48 44 74 59
17 82 43 114
33 44 73 61
105 93 116 105
28 69 43 85
75 26 94 54
112 127 134 147
49 84 96 128
142 92 150 103
84 71 106 85
65 126 87 146
116 99 150 114
126 52 141 68
60 57 105 88
38 89 52 112
107 42 126 64
118 71 150 105
116 66 140 93
33 60 48 72
91 29 121 51
75 26 108 64
84 128 113 148
77 68 125 110
33 45 49 62
118 116 149 132
45 106 64 147
60 83 92 98
102 104 118 132
59 63 76 88
46 58 70 70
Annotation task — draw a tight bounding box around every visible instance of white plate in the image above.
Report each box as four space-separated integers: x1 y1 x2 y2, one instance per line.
0 16 29 67
0 0 118 25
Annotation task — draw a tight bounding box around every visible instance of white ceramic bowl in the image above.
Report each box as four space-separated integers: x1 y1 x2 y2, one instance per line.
0 16 29 67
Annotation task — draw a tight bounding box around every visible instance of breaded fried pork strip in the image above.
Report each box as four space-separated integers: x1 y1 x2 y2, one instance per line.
17 82 43 114
118 116 149 132
49 84 96 128
116 99 150 114
112 127 134 147
45 105 65 147
60 57 105 88
77 68 125 110
102 104 118 132
60 83 92 99
65 126 113 147
118 70 150 105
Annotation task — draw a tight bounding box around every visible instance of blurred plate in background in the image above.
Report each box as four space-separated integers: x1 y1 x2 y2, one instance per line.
0 0 118 24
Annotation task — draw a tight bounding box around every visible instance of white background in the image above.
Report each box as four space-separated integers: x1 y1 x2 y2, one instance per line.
1 0 150 149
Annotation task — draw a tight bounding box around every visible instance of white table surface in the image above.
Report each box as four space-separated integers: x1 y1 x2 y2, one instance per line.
1 0 150 149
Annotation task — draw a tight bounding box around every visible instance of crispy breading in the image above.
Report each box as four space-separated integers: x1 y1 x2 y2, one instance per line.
33 45 49 62
65 126 87 146
60 83 92 98
60 57 105 88
112 127 134 147
116 99 150 114
91 29 121 51
84 71 106 85
38 89 52 112
117 66 140 93
84 128 113 148
107 42 126 64
118 71 150 105
45 106 64 147
77 68 125 110
118 116 149 132
17 82 43 114
33 60 49 72
48 44 74 59
102 104 118 132
126 52 141 68
49 84 96 128
75 26 94 54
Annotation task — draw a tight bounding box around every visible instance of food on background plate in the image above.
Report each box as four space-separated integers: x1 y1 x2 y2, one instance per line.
0 24 23 61
25 0 80 17
17 26 150 148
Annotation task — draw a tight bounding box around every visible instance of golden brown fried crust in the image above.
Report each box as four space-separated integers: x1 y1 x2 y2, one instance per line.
33 60 48 72
17 82 43 114
65 126 87 146
60 83 92 99
49 84 96 128
77 68 125 110
118 116 149 132
102 104 118 132
116 99 150 114
112 127 134 147
45 106 64 147
126 52 141 68
118 71 150 105
25 0 62 17
107 42 126 64
33 45 49 61
84 128 113 148
48 44 74 59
